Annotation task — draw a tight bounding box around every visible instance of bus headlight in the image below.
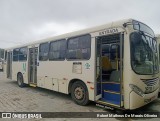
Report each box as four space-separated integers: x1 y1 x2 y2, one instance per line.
129 84 145 97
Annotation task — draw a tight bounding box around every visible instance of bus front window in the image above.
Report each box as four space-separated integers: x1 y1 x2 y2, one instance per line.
130 32 158 75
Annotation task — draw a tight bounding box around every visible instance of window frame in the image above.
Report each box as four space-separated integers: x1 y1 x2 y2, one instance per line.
13 48 19 61
66 34 91 61
49 39 66 61
19 47 28 61
39 42 50 61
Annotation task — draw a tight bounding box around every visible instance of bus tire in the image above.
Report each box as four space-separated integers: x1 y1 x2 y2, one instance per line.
17 73 25 88
71 81 90 106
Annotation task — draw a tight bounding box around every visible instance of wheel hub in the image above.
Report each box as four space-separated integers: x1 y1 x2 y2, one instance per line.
74 87 84 100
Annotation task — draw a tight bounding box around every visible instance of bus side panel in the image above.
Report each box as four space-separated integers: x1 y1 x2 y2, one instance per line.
129 87 159 109
36 38 95 101
37 60 95 101
12 61 28 83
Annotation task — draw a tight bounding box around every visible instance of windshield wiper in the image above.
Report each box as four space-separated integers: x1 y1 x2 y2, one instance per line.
140 31 152 51
139 31 155 74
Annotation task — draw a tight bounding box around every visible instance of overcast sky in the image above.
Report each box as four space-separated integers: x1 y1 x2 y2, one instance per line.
0 0 160 48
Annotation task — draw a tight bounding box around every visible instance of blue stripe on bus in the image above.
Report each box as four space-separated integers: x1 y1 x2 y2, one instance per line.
102 83 120 92
102 91 121 105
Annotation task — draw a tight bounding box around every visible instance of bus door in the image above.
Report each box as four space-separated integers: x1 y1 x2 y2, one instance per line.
29 47 38 84
96 33 123 107
7 51 12 79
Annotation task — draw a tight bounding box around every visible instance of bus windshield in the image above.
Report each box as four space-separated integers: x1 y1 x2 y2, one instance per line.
130 32 158 75
132 20 155 37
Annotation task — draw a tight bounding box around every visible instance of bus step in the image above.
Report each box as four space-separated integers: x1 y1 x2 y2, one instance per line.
29 83 37 87
102 82 120 92
104 90 120 94
102 90 121 105
97 99 120 107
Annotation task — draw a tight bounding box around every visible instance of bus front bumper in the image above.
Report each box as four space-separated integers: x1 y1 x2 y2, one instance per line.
129 88 159 110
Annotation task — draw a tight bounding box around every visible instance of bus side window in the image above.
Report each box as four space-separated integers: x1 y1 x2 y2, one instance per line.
13 48 19 61
67 34 91 60
49 39 66 60
39 43 49 61
19 47 27 61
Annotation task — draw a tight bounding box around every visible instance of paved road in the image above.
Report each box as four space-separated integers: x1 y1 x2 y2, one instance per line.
0 72 159 121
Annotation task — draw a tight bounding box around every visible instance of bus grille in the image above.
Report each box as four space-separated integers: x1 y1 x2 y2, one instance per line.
142 78 159 86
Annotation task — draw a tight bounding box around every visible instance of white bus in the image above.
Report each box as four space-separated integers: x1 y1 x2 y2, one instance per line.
156 34 160 92
5 19 159 110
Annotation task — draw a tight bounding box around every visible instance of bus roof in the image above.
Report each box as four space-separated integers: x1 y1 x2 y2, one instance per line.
6 18 136 50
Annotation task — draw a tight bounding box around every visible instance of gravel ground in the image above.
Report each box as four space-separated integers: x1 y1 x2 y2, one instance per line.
0 72 159 121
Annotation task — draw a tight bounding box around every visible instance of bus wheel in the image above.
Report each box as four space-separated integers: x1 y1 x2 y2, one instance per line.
71 81 89 106
17 73 25 88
